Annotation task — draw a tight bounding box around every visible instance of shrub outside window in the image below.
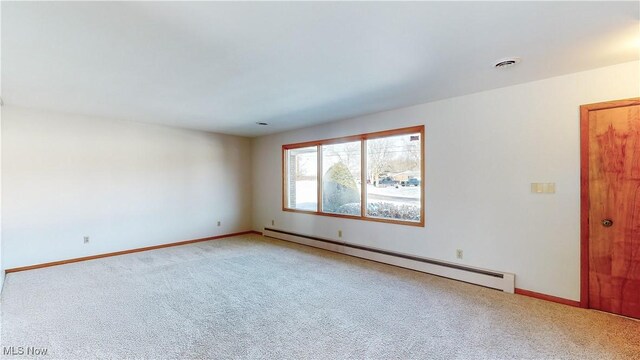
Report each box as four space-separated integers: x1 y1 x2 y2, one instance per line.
322 141 362 215
282 126 424 227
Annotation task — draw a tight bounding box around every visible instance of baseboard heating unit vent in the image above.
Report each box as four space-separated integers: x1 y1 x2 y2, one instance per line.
263 228 515 293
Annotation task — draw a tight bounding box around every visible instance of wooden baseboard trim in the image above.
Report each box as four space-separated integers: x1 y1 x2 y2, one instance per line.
5 230 261 274
515 288 580 307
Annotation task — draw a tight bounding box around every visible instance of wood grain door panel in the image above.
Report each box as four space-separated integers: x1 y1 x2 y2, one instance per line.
584 100 640 319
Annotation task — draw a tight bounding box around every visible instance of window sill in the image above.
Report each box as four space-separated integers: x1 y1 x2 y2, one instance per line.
282 207 425 227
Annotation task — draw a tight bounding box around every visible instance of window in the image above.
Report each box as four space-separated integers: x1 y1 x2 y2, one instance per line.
322 141 361 215
366 133 421 222
285 146 318 211
283 126 424 226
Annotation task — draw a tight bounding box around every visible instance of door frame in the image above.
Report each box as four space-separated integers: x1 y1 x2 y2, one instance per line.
580 97 640 309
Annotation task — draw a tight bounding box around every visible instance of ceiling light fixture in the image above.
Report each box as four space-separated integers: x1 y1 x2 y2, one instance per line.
493 57 521 69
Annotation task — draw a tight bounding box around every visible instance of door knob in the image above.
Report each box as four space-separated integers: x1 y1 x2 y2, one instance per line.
601 219 613 227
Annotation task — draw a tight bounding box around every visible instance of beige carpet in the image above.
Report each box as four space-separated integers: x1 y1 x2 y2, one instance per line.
1 234 638 359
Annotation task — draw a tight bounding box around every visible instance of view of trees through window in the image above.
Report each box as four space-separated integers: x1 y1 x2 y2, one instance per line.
284 126 423 225
322 141 361 215
366 133 421 222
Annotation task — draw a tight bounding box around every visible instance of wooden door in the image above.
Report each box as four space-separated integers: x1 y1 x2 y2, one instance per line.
581 98 640 319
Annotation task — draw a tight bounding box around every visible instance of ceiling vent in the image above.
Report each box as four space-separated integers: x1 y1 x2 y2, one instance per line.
494 57 521 69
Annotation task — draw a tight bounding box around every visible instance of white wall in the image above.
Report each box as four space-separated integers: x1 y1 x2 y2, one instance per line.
1 3 4 292
2 107 252 269
0 104 3 292
252 61 640 301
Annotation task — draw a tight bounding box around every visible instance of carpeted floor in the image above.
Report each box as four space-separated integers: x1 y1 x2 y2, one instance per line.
1 234 638 359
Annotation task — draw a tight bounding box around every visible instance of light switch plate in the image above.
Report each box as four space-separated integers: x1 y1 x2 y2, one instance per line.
531 183 555 194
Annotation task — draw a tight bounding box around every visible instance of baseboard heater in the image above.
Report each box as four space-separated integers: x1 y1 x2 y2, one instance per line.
263 227 515 293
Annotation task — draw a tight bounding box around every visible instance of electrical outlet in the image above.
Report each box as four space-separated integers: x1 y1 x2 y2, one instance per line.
338 230 342 238
456 249 463 259
217 221 221 227
84 236 90 244
271 220 275 226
